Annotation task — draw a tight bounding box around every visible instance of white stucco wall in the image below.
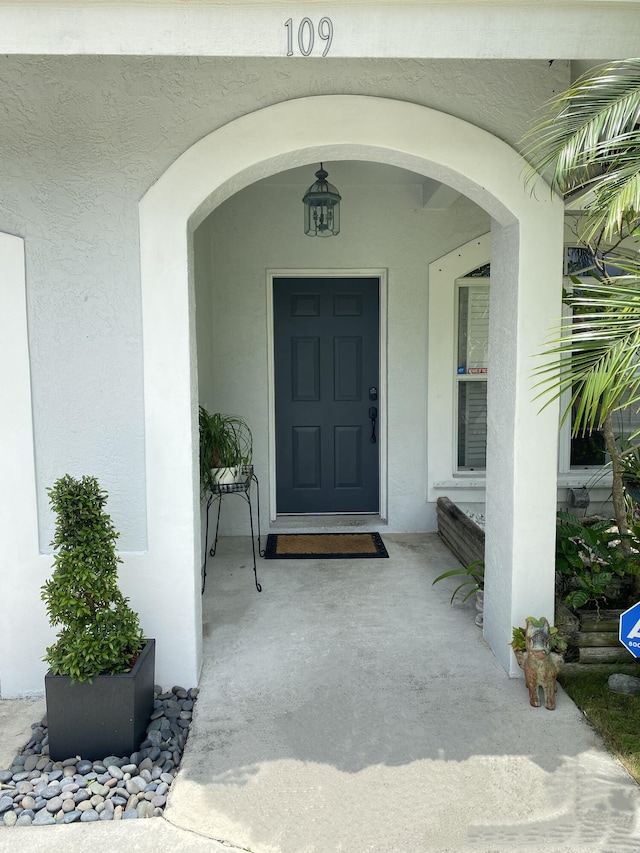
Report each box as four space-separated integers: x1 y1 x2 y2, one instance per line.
0 55 568 693
199 175 489 532
0 54 568 551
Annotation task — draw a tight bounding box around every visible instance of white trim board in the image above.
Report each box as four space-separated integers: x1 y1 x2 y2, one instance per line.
1 3 638 58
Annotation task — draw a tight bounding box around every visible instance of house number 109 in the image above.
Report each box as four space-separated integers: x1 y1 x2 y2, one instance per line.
285 17 334 57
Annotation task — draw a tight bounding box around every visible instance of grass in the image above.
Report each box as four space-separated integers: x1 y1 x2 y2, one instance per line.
559 665 640 783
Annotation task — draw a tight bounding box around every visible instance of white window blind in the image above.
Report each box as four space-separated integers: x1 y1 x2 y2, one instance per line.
465 287 489 370
456 282 489 470
458 381 487 469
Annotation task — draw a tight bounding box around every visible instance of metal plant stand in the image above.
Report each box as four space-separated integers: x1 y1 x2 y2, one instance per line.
202 466 263 593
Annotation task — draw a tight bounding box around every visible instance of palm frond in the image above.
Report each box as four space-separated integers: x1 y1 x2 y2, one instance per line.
534 278 640 434
523 59 640 240
584 170 640 242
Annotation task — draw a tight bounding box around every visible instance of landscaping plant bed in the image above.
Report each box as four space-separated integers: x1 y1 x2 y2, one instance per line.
574 610 631 665
435 499 640 668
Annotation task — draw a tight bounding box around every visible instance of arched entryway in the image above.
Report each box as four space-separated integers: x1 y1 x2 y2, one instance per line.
138 95 563 683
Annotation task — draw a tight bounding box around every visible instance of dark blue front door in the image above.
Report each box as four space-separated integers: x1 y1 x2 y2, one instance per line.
274 277 380 513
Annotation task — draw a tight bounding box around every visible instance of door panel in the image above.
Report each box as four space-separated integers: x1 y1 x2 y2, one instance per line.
292 426 321 488
334 337 362 400
292 338 320 401
334 426 362 488
274 277 379 513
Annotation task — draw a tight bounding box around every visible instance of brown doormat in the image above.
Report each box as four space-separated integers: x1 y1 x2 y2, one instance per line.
264 532 388 559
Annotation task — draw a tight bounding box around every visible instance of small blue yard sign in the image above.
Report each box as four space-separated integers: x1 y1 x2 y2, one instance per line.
619 601 640 658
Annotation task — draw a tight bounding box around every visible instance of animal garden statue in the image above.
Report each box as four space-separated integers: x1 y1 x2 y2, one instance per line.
513 616 564 710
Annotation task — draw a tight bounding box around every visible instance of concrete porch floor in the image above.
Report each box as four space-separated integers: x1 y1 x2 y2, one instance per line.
2 533 640 851
168 532 640 852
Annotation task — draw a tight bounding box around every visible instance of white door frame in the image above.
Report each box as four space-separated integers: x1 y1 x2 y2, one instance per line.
266 268 388 522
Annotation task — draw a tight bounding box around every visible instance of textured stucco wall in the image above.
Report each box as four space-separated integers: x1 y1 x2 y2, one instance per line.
203 177 489 532
0 55 568 549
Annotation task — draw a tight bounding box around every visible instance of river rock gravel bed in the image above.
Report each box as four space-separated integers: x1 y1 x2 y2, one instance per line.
0 685 198 827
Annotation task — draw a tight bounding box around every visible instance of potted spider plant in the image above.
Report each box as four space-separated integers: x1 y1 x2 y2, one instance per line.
199 406 253 493
42 474 154 760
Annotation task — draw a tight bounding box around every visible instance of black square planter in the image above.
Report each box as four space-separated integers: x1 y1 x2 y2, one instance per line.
45 639 155 761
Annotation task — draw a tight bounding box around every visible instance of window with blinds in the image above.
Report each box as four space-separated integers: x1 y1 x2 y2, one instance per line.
456 283 489 470
454 258 640 477
570 389 640 468
564 249 640 470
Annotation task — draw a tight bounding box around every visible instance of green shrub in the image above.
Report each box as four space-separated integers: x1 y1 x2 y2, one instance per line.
555 511 639 611
41 474 144 682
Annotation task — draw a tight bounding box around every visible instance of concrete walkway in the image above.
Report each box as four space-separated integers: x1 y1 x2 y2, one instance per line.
2 533 640 852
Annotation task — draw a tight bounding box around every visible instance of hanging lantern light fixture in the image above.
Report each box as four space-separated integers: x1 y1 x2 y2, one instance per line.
302 163 341 237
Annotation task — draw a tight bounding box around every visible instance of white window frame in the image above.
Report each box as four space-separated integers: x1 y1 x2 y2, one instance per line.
427 234 491 502
427 237 629 501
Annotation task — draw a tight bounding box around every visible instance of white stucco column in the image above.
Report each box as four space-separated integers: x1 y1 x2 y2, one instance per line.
138 201 203 690
483 218 563 674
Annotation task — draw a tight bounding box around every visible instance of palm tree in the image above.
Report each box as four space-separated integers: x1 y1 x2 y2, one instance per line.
524 58 640 542
534 273 640 542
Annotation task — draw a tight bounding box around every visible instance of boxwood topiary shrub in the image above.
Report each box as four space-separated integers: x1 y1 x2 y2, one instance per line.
41 474 144 682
